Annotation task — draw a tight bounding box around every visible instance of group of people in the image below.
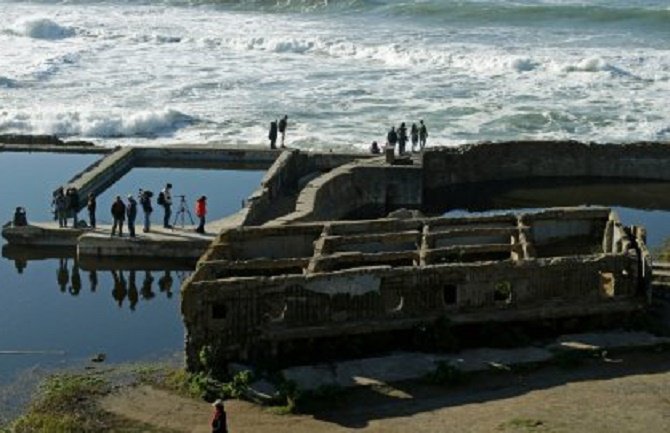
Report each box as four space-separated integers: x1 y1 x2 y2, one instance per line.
54 182 208 237
377 120 428 155
52 186 82 228
268 115 289 149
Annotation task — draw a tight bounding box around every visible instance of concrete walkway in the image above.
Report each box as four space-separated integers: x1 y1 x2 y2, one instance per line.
2 222 217 260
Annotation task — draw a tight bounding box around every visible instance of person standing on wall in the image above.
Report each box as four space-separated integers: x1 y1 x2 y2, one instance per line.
195 195 207 234
139 189 153 233
410 122 419 152
211 399 228 433
268 120 278 149
278 114 288 148
398 122 408 155
87 192 96 229
387 126 398 153
126 193 138 238
419 119 428 150
158 183 173 229
110 195 126 237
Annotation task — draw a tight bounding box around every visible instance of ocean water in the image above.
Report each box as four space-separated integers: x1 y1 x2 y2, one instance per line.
1 0 669 151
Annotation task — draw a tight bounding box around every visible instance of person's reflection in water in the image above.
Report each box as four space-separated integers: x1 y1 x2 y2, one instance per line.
158 270 174 299
57 258 69 293
128 270 139 311
111 270 128 308
141 271 155 300
14 258 27 274
69 260 82 296
89 270 98 293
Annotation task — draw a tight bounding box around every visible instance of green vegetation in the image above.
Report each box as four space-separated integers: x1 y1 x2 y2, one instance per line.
498 417 547 431
6 372 172 433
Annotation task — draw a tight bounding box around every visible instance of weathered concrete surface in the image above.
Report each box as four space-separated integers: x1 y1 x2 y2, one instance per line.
423 141 670 192
78 228 213 259
1 222 84 247
274 157 423 224
282 331 670 391
1 222 215 260
0 143 110 154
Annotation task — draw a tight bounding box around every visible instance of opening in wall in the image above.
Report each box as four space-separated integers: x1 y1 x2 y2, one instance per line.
212 303 228 320
600 272 615 298
442 284 457 306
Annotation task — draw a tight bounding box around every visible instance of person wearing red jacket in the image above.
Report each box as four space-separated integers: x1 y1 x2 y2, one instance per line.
195 195 207 234
211 399 227 433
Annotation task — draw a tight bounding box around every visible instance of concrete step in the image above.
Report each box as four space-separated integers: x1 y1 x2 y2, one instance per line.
653 261 670 270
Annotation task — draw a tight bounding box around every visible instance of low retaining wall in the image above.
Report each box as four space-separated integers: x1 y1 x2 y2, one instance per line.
423 141 670 192
274 159 423 224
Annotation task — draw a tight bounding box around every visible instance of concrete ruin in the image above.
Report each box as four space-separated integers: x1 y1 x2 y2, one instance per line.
182 207 651 371
3 139 667 372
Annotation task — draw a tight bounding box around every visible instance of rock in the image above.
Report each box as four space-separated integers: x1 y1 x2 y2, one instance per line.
91 353 106 363
0 134 63 146
387 208 424 219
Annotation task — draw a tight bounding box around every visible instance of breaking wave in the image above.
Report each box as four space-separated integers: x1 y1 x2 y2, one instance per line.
0 109 196 138
7 17 75 39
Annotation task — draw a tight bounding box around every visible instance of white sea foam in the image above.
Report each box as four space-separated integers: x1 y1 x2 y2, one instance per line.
8 17 75 40
0 109 196 139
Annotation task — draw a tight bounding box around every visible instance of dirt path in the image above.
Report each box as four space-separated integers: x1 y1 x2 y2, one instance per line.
103 352 670 433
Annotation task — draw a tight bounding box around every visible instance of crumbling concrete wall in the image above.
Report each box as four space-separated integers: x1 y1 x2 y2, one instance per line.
423 141 670 192
274 160 423 224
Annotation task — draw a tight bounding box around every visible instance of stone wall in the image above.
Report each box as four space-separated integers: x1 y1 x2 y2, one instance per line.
423 141 670 192
274 159 423 224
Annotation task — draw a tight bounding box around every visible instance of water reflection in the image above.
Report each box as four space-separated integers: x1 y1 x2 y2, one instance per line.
3 245 190 311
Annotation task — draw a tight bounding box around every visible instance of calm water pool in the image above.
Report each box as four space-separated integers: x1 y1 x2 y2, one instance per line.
0 152 264 419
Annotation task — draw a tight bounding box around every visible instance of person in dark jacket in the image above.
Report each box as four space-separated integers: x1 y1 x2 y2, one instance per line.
370 141 380 154
139 189 153 233
268 120 278 149
410 123 419 152
397 122 408 154
278 114 288 148
54 188 68 228
419 119 428 150
67 187 80 227
211 399 228 433
110 196 126 237
386 126 398 151
87 193 97 229
126 194 138 238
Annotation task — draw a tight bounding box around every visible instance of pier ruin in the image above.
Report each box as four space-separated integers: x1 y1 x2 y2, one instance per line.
3 139 669 372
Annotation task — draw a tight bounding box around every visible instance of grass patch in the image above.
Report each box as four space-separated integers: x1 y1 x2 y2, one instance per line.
8 371 179 433
498 417 546 431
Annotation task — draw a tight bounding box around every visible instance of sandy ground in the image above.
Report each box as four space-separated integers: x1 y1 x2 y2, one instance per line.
103 350 670 433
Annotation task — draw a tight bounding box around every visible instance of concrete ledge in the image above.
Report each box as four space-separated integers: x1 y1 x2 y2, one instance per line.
282 331 670 391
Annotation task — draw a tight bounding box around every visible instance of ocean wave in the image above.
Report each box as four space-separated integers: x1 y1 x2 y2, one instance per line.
7 17 76 39
0 76 19 88
0 109 196 138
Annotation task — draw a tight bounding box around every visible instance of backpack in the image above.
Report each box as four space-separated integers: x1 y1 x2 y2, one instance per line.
157 191 166 206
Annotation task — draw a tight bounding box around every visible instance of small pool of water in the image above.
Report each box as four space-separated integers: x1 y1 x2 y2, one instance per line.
95 167 264 226
0 152 99 223
0 153 265 419
432 179 670 251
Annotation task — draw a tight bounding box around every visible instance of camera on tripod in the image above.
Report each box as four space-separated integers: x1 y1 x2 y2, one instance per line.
172 194 194 228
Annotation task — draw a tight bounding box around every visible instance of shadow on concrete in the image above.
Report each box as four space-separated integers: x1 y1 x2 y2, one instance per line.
302 349 670 429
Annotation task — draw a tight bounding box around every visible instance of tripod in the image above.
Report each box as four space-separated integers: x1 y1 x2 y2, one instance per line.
172 195 195 229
